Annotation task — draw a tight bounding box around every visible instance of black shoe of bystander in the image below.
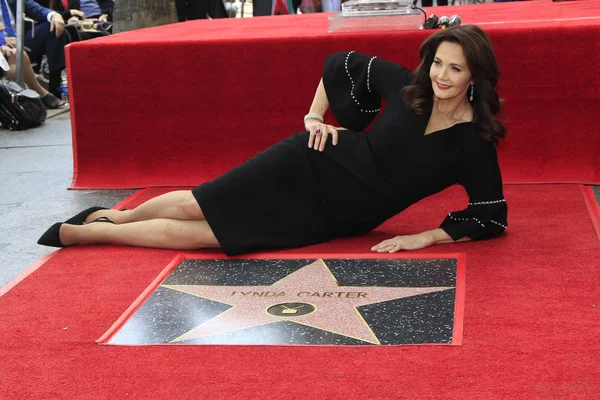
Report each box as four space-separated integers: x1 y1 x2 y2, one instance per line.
40 93 65 109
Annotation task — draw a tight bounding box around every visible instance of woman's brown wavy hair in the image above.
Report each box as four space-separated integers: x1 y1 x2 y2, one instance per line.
401 25 506 144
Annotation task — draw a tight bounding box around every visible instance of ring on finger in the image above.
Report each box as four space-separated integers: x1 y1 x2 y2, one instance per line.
392 241 398 247
315 128 322 136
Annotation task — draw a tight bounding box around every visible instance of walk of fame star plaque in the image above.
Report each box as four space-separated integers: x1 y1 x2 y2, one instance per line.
98 254 466 346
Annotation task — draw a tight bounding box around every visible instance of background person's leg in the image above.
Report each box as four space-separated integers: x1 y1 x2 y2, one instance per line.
23 27 46 71
25 22 67 98
175 0 187 21
4 52 49 97
188 0 208 19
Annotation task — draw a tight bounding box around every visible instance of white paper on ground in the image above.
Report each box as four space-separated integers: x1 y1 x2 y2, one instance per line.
0 53 9 71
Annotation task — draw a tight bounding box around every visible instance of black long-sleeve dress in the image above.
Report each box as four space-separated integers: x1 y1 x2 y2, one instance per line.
192 51 508 256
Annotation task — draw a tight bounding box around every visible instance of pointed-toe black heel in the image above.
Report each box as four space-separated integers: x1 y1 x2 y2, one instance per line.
65 207 108 225
37 223 66 248
37 218 115 248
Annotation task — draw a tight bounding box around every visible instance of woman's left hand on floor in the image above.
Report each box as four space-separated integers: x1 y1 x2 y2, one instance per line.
371 233 434 253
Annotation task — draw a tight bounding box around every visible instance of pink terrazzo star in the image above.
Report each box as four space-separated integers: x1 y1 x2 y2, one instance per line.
163 259 452 344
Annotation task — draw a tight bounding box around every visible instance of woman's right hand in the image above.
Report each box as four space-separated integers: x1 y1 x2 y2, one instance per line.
305 119 339 152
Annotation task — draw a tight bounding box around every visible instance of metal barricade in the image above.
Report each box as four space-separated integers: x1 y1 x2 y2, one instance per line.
15 0 24 85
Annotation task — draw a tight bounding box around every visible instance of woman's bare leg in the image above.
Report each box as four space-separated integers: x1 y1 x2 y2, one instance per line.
60 218 220 250
5 52 50 97
85 190 204 224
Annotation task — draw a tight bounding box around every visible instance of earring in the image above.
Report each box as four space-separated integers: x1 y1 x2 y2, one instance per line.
469 84 474 102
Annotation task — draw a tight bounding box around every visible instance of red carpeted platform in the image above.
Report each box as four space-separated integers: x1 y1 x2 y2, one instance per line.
1 184 599 398
67 0 600 189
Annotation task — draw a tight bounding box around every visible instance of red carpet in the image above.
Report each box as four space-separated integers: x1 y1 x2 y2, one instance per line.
66 0 600 189
1 184 599 398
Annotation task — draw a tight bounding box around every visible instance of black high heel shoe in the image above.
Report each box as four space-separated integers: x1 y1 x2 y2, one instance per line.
65 207 108 225
37 223 66 248
37 218 115 248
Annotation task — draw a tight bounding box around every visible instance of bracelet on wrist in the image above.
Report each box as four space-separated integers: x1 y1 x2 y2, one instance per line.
304 113 323 124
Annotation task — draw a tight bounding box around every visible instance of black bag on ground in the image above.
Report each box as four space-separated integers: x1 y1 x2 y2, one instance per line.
0 78 46 131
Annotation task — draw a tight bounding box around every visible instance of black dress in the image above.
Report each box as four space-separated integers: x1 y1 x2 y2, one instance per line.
192 51 508 256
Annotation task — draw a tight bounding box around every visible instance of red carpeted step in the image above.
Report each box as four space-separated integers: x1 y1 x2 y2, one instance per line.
66 0 600 189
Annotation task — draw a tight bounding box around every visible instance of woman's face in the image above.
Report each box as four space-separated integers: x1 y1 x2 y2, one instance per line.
429 41 473 102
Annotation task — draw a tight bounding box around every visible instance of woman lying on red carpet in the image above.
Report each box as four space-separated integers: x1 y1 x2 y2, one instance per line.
38 25 508 256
